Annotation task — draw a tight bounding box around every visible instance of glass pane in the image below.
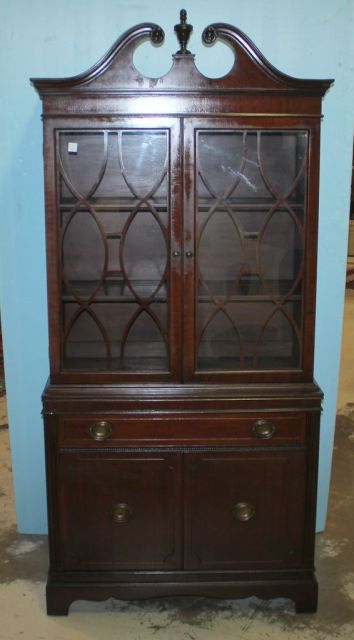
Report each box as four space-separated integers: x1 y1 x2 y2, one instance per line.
123 312 167 370
196 300 302 370
59 129 170 372
256 305 301 369
62 209 105 296
59 132 106 200
64 305 108 371
199 209 242 297
122 210 167 298
259 208 302 296
196 129 307 371
197 304 241 370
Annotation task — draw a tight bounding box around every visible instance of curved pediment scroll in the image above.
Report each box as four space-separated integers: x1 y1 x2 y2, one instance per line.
31 10 333 97
201 22 332 94
31 22 165 94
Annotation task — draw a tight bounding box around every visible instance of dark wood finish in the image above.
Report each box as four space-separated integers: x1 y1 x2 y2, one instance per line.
57 412 307 447
46 576 318 615
184 450 306 569
57 451 181 570
33 11 333 615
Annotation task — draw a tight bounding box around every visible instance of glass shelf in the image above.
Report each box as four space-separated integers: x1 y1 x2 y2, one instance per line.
63 356 168 372
60 197 168 212
59 198 304 212
62 280 168 302
197 355 300 371
198 279 302 300
62 279 301 303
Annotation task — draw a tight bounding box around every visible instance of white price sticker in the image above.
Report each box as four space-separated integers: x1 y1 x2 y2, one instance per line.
68 142 78 154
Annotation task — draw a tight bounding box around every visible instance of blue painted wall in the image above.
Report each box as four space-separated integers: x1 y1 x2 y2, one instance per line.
0 0 353 533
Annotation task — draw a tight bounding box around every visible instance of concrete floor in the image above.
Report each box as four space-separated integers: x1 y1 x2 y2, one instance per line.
0 293 354 639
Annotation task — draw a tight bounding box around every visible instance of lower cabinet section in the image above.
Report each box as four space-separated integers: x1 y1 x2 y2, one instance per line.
55 449 308 573
44 406 320 615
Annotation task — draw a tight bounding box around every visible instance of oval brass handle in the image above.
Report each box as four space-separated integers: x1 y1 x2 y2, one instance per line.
252 419 276 439
232 502 255 522
89 421 112 441
111 503 133 524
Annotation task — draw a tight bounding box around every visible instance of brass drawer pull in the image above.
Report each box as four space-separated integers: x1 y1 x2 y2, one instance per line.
111 503 133 524
252 419 276 439
232 502 255 522
89 421 112 441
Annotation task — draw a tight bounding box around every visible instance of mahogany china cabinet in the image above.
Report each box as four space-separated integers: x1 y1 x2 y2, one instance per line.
31 10 333 615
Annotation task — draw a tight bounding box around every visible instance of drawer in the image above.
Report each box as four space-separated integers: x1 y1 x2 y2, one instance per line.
57 412 306 447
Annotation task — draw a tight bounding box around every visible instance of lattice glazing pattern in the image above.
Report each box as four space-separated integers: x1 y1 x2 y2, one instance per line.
196 130 308 371
58 130 170 371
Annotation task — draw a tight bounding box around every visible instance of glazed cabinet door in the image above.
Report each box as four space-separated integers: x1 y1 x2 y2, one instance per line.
184 450 307 569
52 118 182 382
183 119 311 381
56 451 182 571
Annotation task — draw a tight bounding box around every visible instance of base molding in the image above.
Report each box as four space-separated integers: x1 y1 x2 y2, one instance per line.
46 576 318 615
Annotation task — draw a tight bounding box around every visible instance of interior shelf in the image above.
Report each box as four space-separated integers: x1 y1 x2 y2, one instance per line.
61 279 302 303
59 197 305 212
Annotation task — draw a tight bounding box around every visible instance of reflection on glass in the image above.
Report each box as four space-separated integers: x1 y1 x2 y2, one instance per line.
196 130 307 371
59 130 170 372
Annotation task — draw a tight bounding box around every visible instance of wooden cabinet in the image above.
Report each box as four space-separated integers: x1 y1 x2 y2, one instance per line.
32 11 333 614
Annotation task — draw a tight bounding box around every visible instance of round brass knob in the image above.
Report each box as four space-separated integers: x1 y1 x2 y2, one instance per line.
252 419 276 439
88 421 112 441
232 502 255 522
110 503 133 524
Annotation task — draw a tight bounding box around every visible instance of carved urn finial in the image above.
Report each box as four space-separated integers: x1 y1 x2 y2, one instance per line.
174 9 193 54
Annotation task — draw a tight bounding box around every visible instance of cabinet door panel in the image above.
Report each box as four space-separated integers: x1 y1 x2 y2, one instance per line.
183 121 308 379
184 450 306 569
57 120 182 381
57 452 181 570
